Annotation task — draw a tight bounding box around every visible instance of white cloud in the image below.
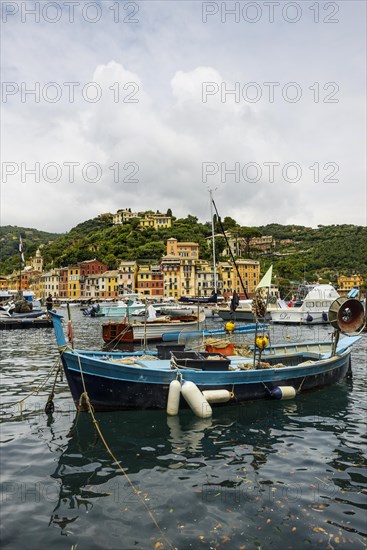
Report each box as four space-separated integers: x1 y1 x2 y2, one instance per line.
1 1 366 231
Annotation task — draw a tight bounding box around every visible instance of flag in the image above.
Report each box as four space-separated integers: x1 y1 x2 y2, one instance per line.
19 236 25 263
256 265 273 290
230 290 240 312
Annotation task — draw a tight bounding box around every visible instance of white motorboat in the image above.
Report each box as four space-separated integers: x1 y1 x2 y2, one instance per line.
270 284 340 324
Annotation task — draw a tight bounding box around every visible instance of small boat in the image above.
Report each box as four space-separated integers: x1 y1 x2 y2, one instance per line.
179 293 218 305
158 304 204 317
217 299 256 322
0 290 46 320
50 295 363 412
270 284 340 324
94 300 172 318
102 311 206 343
161 322 269 342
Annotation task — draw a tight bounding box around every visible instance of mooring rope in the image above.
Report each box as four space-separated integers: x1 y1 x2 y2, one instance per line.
297 376 307 392
0 355 63 413
104 322 134 351
76 353 176 550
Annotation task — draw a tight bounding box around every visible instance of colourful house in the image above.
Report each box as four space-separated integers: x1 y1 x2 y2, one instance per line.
337 274 364 296
68 266 80 299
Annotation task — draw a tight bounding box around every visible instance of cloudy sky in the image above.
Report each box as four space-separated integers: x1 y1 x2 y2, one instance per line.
1 0 366 232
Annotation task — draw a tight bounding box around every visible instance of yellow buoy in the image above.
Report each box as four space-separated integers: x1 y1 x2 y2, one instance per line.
225 321 235 333
255 335 269 351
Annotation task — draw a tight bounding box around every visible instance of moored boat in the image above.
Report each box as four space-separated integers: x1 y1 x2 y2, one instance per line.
271 284 340 324
161 322 268 342
102 311 206 343
50 296 364 412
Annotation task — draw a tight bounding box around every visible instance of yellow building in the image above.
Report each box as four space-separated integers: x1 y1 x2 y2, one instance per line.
180 258 199 297
68 266 80 298
112 209 172 229
0 276 8 292
217 262 233 295
166 238 199 259
196 260 216 297
162 239 201 298
161 257 181 299
231 259 260 297
139 213 172 230
337 274 364 295
100 270 120 298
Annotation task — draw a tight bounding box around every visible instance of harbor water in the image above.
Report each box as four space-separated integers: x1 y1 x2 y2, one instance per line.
0 310 366 549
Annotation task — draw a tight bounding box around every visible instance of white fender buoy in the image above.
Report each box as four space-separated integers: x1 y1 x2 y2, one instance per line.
270 386 297 400
181 381 212 418
167 380 181 416
202 390 233 404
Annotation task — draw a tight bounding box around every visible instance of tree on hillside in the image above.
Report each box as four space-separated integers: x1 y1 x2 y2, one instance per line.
136 242 166 259
213 236 226 259
222 217 238 231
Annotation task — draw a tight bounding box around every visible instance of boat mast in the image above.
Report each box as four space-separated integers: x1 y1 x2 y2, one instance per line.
19 235 23 294
209 188 218 294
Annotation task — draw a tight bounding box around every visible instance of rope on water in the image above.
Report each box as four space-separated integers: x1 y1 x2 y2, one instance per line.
76 353 176 550
44 361 63 414
0 355 64 413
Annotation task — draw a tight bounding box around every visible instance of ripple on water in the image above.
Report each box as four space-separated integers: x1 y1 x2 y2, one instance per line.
0 313 366 549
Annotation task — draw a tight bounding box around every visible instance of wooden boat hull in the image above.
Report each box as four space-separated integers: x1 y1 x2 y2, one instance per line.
50 312 358 412
60 348 352 412
102 313 205 343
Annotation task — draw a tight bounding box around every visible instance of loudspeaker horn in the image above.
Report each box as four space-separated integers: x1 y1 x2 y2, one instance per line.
328 297 365 335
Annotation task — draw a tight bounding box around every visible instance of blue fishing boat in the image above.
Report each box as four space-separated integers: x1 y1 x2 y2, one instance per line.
50 295 363 413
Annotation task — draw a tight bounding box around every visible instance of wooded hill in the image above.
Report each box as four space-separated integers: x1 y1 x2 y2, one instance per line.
1 214 366 288
0 225 61 273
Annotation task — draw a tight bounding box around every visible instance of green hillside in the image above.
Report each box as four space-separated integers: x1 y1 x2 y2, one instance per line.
0 225 62 274
259 224 367 286
1 216 366 288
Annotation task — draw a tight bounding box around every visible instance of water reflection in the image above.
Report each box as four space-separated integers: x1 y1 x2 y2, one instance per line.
1 311 366 548
46 378 367 542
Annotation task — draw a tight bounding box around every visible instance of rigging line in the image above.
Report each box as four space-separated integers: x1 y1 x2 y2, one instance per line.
75 354 176 550
0 356 62 410
211 198 249 299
